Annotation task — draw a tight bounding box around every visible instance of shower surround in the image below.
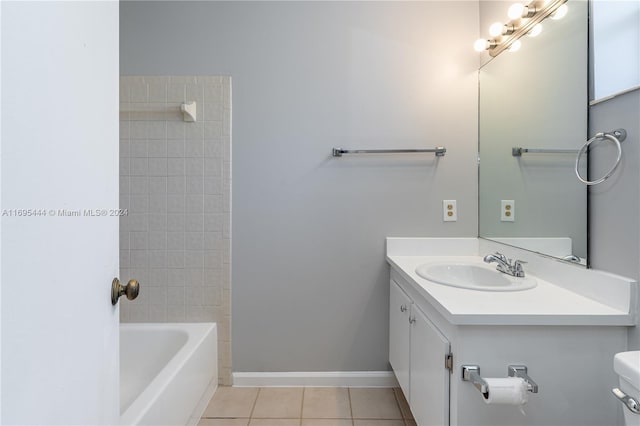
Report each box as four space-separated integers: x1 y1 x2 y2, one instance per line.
119 76 232 384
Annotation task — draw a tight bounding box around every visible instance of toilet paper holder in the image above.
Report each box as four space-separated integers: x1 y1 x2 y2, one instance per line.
508 365 538 393
462 364 539 398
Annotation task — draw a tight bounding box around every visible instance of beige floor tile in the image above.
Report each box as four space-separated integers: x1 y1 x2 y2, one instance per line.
302 420 352 426
303 387 352 419
202 386 259 418
392 388 413 420
349 388 402 420
353 421 404 426
248 419 300 426
199 419 249 426
252 387 304 418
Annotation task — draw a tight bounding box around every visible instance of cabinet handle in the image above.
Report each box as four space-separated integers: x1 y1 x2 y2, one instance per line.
400 305 407 313
409 316 416 324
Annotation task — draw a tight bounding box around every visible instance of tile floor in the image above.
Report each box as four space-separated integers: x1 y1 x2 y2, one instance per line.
200 387 416 426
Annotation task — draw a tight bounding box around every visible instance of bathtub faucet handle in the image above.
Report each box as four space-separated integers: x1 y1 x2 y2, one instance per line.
111 277 140 305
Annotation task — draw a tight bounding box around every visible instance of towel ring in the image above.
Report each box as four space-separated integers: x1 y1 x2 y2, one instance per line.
575 129 626 186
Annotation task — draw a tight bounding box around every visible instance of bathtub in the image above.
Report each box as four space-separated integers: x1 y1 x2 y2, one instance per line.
120 323 218 426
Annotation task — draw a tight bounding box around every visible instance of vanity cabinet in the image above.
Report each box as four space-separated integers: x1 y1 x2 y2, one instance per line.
389 279 450 426
388 268 630 426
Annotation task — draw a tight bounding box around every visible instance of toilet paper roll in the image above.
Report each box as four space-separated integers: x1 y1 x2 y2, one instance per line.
483 377 529 406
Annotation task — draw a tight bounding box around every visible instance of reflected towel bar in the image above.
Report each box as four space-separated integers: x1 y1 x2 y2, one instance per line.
332 147 446 157
512 147 578 157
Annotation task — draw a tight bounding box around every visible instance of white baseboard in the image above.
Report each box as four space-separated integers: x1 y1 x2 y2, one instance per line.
232 371 399 388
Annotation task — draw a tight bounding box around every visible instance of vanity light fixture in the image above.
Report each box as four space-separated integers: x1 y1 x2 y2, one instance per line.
474 0 568 57
551 4 569 20
528 23 543 37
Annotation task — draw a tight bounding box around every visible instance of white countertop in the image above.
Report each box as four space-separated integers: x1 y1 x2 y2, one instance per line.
387 254 634 326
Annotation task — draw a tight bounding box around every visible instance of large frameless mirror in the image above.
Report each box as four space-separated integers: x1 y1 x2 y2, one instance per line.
478 0 589 265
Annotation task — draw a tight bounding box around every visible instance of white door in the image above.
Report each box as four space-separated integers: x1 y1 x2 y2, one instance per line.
410 304 450 426
1 2 120 424
389 279 412 399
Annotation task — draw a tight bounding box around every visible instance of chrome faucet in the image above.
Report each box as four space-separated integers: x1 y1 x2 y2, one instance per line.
483 252 526 277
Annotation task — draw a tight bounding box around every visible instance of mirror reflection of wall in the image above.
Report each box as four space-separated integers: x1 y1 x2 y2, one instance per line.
478 0 589 263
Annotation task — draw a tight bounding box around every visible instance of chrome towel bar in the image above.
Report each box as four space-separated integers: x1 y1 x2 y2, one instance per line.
332 147 446 157
512 147 578 156
512 128 627 157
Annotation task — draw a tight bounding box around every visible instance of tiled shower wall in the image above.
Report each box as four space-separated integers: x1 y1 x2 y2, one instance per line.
119 76 232 384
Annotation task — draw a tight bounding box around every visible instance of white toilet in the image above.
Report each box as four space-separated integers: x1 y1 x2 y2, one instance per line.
614 351 640 425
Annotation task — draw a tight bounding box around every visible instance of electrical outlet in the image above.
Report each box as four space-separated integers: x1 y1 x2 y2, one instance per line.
443 200 457 222
501 200 515 222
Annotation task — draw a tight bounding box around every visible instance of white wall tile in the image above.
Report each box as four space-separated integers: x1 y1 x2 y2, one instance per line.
130 122 148 140
186 176 204 194
185 140 204 157
130 231 148 249
167 176 185 194
148 214 167 231
167 268 185 285
167 250 185 268
185 122 204 140
148 231 167 250
186 194 204 213
166 122 185 140
130 158 149 176
185 214 204 232
185 267 204 286
147 77 168 102
149 250 168 268
185 158 204 176
166 232 185 250
167 194 185 213
148 176 167 194
167 287 185 306
167 158 185 175
149 268 167 286
149 193 167 214
148 158 168 176
120 75 231 385
167 214 185 232
148 139 167 157
129 177 148 194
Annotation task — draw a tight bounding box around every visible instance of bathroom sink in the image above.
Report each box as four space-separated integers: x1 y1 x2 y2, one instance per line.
415 261 537 292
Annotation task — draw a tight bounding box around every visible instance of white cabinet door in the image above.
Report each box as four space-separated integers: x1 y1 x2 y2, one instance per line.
389 279 412 398
410 304 450 426
2 2 120 424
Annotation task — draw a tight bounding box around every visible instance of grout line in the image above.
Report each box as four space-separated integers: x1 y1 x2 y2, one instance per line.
347 387 355 426
392 387 404 420
248 387 260 420
299 387 305 426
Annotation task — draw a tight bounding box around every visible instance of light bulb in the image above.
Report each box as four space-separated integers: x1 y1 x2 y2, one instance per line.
474 38 489 52
528 23 543 37
551 4 568 20
508 3 525 20
509 40 522 52
489 22 504 37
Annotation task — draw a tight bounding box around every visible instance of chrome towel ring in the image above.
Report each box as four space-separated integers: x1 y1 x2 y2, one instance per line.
575 129 627 186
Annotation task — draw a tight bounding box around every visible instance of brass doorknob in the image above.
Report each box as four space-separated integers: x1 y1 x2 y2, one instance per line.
111 278 140 305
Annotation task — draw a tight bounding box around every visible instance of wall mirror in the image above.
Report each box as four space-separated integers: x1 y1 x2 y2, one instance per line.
478 0 589 265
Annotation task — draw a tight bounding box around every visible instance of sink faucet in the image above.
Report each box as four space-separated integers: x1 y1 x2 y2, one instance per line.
483 252 526 277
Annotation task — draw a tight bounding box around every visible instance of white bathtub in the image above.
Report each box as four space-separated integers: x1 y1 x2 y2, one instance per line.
120 323 218 426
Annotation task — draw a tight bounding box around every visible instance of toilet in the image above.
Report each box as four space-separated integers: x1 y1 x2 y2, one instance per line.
614 351 640 425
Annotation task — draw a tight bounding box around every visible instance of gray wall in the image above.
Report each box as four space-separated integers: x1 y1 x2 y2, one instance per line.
589 89 640 349
121 1 479 372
